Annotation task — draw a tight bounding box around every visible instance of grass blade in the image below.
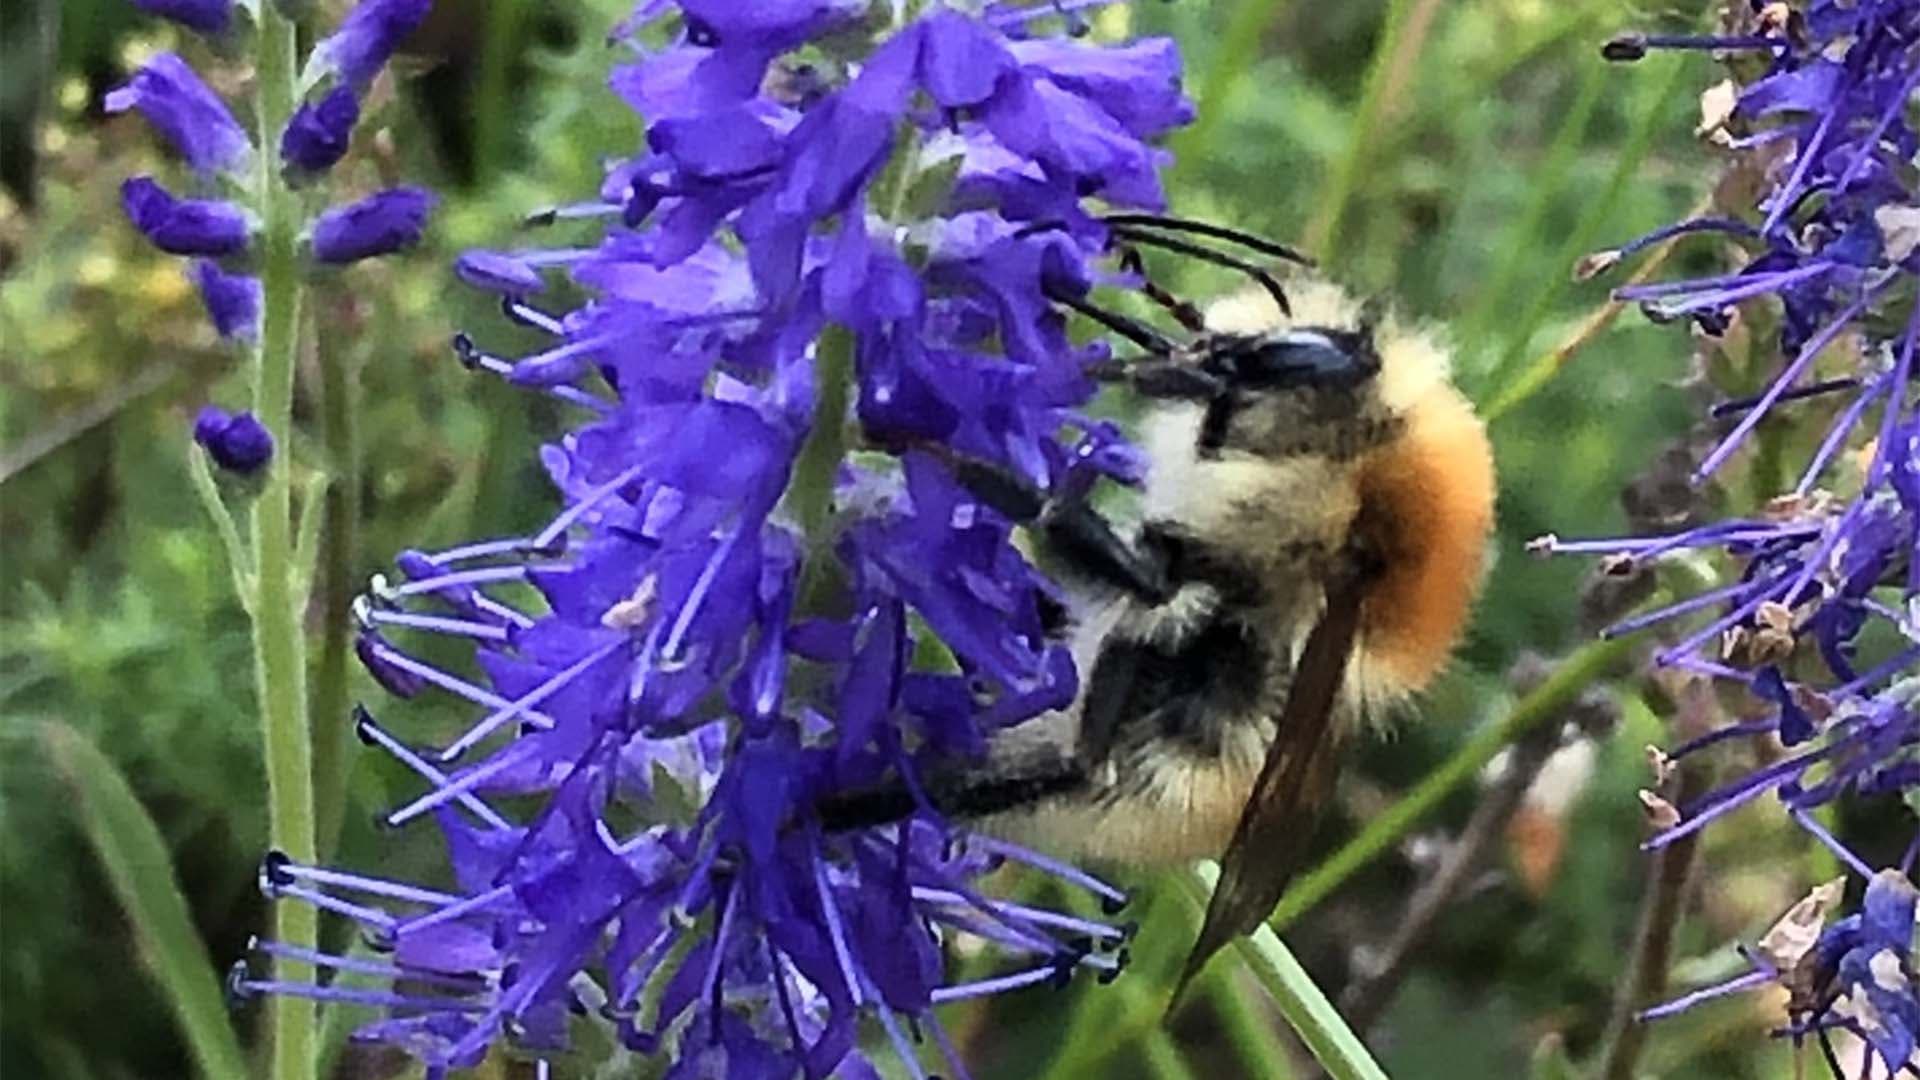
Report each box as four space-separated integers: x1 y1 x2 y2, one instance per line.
44 722 250 1080
1183 864 1388 1080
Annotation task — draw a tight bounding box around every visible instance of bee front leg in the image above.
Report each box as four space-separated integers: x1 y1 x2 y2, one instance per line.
944 456 1175 606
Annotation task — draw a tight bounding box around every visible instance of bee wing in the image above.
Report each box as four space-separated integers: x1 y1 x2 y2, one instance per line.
1169 572 1365 1006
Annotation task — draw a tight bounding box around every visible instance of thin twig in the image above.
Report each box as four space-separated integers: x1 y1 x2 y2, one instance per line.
0 360 185 484
1483 191 1715 424
1597 676 1720 1080
1338 716 1566 1031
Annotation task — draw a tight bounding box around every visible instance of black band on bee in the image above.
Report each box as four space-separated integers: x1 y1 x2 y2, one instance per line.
816 747 1089 830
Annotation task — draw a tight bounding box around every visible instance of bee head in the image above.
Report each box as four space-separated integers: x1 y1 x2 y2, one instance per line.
1155 320 1394 462
1128 275 1496 697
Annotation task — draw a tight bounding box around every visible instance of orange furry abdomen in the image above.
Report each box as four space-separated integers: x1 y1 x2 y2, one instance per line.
1356 388 1496 691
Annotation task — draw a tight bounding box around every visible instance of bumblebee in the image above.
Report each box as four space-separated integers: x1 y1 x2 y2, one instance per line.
826 219 1497 993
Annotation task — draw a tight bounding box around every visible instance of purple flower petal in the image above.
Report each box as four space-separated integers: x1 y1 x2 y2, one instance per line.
190 260 262 340
920 10 1014 109
105 53 251 177
120 175 250 255
312 0 432 88
455 249 546 296
1008 36 1195 137
280 86 361 174
311 187 436 264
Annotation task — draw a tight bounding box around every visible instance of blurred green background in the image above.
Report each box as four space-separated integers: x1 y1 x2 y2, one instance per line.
0 0 1869 1077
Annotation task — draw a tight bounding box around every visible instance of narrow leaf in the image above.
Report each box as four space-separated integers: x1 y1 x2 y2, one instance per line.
44 723 249 1080
1184 863 1388 1080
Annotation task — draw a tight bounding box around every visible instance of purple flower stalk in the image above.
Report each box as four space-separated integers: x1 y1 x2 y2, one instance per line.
1556 2 1920 1068
112 2 436 338
236 3 1194 1075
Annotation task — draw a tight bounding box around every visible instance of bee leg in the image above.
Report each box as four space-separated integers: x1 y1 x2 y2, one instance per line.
1116 245 1208 333
817 743 1087 831
946 456 1175 606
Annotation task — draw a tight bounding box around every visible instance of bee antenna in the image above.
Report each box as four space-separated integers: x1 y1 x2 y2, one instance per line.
1106 225 1294 318
1101 214 1314 267
1047 289 1181 355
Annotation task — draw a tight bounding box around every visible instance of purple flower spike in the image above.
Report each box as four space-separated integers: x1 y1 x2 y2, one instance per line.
130 0 234 35
1572 1 1920 1063
280 86 361 175
193 407 274 474
311 0 432 89
190 260 262 340
259 4 1191 1074
105 53 251 178
121 176 251 256
310 187 435 264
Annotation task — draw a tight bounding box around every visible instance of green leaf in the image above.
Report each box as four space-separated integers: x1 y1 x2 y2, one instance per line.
44 722 249 1080
1184 864 1389 1080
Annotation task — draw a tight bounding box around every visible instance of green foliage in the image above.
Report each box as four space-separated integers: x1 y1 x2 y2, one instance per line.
42 722 249 1080
2 0 1822 1077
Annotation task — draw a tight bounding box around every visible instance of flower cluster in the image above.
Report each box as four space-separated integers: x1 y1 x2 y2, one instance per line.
235 3 1192 1075
110 0 435 343
1553 1 1919 1067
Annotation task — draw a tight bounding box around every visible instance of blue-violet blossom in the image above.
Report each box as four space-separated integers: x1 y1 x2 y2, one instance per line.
235 3 1197 1076
310 186 436 264
194 406 275 474
130 0 234 36
1549 2 1920 1068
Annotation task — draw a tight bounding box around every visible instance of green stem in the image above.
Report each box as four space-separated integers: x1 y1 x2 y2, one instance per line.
788 326 855 616
313 317 363 863
1302 0 1440 259
1270 631 1640 930
1475 57 1690 391
186 448 254 608
1183 866 1388 1080
1205 958 1298 1079
251 8 316 1080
